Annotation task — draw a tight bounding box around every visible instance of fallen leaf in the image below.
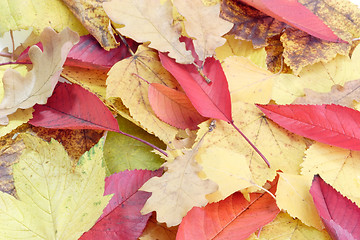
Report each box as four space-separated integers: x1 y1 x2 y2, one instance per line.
0 134 111 240
104 116 165 174
103 0 193 64
29 82 119 132
62 0 118 50
159 53 232 122
140 139 218 227
265 34 292 73
0 0 87 36
0 109 33 138
310 175 360 240
176 176 279 240
80 169 162 240
276 173 323 229
173 0 233 61
0 27 79 124
106 45 179 144
139 213 178 240
293 79 360 107
257 104 360 151
148 83 207 130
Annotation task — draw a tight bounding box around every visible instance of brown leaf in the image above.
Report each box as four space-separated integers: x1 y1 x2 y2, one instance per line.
139 213 178 240
220 0 287 48
265 34 291 73
62 0 118 50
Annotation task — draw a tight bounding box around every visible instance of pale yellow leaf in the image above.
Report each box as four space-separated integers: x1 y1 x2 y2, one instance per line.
0 27 79 125
301 142 360 206
0 134 111 240
247 212 331 240
106 45 179 144
173 0 233 61
140 140 218 227
222 56 274 104
0 108 33 138
103 0 193 64
276 173 323 230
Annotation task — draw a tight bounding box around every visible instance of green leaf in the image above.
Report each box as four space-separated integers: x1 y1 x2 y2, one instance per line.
0 134 111 240
104 116 165 174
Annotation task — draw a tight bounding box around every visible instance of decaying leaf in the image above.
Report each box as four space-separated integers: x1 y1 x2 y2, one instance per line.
140 139 218 227
103 0 193 64
62 0 118 50
0 27 79 125
0 134 111 240
140 213 178 240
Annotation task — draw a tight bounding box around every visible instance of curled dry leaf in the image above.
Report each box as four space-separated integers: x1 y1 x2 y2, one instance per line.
0 27 79 125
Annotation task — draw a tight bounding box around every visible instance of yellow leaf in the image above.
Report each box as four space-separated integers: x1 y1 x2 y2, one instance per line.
196 146 252 202
276 173 323 230
273 43 360 104
302 142 360 206
196 102 306 201
0 27 79 125
0 109 33 138
106 45 179 144
62 0 118 50
222 56 274 104
103 0 193 64
140 140 218 227
215 35 267 68
247 212 331 240
0 0 87 36
173 0 233 61
0 134 111 240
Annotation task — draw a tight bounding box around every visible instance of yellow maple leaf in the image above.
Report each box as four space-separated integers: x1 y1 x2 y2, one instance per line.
103 0 193 64
276 173 323 230
302 142 360 206
273 43 360 104
0 0 87 36
106 45 179 144
0 134 111 240
173 0 233 61
140 139 218 227
0 27 79 125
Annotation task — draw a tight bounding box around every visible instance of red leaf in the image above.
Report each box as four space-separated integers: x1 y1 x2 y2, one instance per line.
159 54 232 122
17 35 138 69
177 176 280 240
242 0 343 42
148 83 208 130
80 169 163 240
256 104 360 151
29 82 119 132
310 175 360 240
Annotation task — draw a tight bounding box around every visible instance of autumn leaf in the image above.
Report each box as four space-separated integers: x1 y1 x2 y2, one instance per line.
0 27 79 124
103 0 193 64
80 169 162 240
140 139 218 227
257 104 360 151
140 213 178 240
0 134 111 239
310 175 360 240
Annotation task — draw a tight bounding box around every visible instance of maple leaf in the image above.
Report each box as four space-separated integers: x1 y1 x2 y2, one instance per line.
140 139 218 227
173 0 233 61
103 0 193 64
0 134 111 239
310 175 360 240
0 27 79 125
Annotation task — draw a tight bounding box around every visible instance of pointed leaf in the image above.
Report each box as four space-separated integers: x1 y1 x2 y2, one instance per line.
310 175 360 240
177 176 280 240
148 83 208 130
80 169 162 240
257 104 360 151
29 82 119 132
159 53 232 122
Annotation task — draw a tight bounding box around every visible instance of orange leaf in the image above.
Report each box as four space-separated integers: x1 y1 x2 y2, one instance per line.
148 83 208 130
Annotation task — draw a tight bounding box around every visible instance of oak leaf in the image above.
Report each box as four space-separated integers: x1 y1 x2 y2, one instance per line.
0 27 79 125
140 140 218 227
0 134 111 240
103 0 193 64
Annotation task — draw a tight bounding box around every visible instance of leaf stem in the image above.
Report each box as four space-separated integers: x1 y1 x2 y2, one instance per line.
0 62 32 67
117 129 168 157
230 121 270 168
